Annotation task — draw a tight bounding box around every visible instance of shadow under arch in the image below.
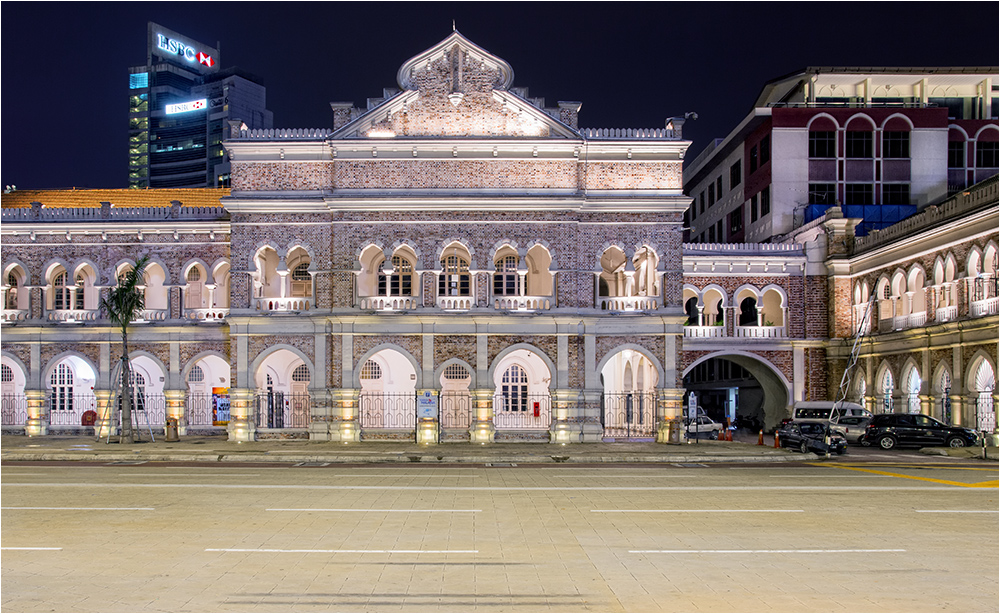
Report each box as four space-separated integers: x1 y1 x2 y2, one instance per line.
682 350 792 430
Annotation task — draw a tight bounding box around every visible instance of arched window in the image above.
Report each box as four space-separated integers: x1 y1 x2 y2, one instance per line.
360 360 382 380
493 255 520 296
939 370 952 423
74 275 85 310
291 263 311 297
188 365 205 383
1 364 12 384
684 296 698 326
53 271 70 310
186 268 202 282
500 365 528 412
378 255 414 296
439 254 470 297
443 364 469 380
856 378 867 409
975 361 996 432
905 368 921 414
6 272 20 310
49 363 74 414
291 364 310 383
739 297 758 326
881 370 894 414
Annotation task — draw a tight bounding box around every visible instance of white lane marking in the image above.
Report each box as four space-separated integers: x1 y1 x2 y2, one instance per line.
914 510 999 513
119 473 260 477
2 507 155 511
769 475 882 478
630 549 907 554
4 483 984 492
267 508 481 513
205 548 478 554
1 547 63 551
545 475 704 478
331 474 480 478
593 509 803 513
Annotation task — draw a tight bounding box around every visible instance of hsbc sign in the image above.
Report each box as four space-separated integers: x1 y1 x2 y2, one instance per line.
157 34 215 67
166 99 208 114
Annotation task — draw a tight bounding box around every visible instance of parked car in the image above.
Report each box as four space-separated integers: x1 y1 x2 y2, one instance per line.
833 415 872 444
684 415 723 439
777 421 848 455
862 414 980 450
792 401 872 440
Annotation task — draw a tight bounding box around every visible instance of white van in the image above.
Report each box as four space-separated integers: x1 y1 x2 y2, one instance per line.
791 401 872 438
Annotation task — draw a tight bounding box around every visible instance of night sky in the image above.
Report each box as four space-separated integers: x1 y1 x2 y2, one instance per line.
2 2 997 190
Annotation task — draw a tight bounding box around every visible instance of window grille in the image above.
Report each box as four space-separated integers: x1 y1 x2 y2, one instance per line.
187 268 202 282
360 360 382 380
1 364 12 383
443 364 469 380
291 263 310 281
292 364 310 382
501 365 529 412
188 366 205 382
493 255 520 296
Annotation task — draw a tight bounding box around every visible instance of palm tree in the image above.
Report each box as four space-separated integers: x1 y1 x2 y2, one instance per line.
100 255 149 443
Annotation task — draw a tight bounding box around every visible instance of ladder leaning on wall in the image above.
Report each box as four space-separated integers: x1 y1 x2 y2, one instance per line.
835 292 877 411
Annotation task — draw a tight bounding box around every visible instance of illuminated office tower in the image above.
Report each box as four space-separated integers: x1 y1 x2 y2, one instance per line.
128 22 272 188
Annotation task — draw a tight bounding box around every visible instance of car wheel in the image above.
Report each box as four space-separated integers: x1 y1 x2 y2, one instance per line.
836 447 846 455
860 439 871 447
946 436 967 448
798 441 808 454
877 435 897 450
711 430 719 440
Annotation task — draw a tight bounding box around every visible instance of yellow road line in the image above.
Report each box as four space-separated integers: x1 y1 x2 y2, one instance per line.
815 463 999 488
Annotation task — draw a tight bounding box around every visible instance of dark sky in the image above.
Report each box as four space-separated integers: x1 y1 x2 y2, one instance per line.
2 2 998 190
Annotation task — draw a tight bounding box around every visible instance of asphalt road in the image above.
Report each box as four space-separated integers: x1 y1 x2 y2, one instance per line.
2 459 997 613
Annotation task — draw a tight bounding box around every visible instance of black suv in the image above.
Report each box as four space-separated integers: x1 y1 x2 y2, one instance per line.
862 414 980 450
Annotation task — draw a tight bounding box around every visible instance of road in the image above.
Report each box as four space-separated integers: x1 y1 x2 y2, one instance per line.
2 458 997 613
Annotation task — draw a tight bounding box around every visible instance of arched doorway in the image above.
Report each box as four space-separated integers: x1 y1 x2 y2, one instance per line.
439 362 472 440
359 348 417 434
683 353 791 431
185 354 231 428
46 356 97 427
492 348 551 432
253 349 312 429
600 349 659 440
1 357 27 427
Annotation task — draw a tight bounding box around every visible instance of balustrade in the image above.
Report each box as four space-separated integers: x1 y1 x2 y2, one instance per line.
47 309 98 323
254 297 311 313
684 325 725 338
492 393 551 430
359 296 419 311
493 296 552 311
598 296 659 312
437 296 473 311
185 308 230 322
936 305 958 322
1 309 28 324
734 325 786 339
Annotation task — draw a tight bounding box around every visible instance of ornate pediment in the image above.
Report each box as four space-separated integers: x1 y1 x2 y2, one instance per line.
331 31 577 139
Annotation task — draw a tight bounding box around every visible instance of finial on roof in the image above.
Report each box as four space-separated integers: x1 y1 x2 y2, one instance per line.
453 20 456 32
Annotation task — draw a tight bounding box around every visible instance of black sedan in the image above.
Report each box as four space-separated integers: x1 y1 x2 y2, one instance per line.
861 413 980 449
777 422 848 455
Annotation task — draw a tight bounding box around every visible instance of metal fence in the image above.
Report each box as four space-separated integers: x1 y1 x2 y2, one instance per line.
186 393 231 426
360 391 417 430
1 394 27 426
492 393 551 430
602 392 657 439
253 392 310 428
45 392 165 429
440 391 472 430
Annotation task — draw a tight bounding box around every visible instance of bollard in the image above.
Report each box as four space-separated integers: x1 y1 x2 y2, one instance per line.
165 417 179 442
757 429 764 446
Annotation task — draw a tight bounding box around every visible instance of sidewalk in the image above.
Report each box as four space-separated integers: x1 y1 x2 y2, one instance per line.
1 433 805 464
3 434 995 464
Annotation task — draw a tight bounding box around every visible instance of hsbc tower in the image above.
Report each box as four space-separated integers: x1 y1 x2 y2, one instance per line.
127 22 272 188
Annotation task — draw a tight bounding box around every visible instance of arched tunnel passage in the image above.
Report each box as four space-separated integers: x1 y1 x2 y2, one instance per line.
683 353 791 431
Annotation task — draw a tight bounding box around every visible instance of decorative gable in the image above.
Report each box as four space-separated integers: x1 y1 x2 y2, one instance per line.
333 31 577 139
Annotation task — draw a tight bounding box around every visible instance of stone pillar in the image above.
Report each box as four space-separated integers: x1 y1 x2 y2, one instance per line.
415 389 439 445
164 390 187 436
656 387 685 444
24 389 48 437
93 389 114 439
329 388 360 442
469 388 496 444
308 388 333 441
226 388 256 442
549 388 581 444
579 389 604 443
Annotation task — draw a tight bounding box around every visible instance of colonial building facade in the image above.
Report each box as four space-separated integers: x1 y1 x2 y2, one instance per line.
2 33 996 442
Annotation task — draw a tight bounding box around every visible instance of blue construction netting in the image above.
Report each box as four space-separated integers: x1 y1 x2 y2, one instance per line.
804 204 918 236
